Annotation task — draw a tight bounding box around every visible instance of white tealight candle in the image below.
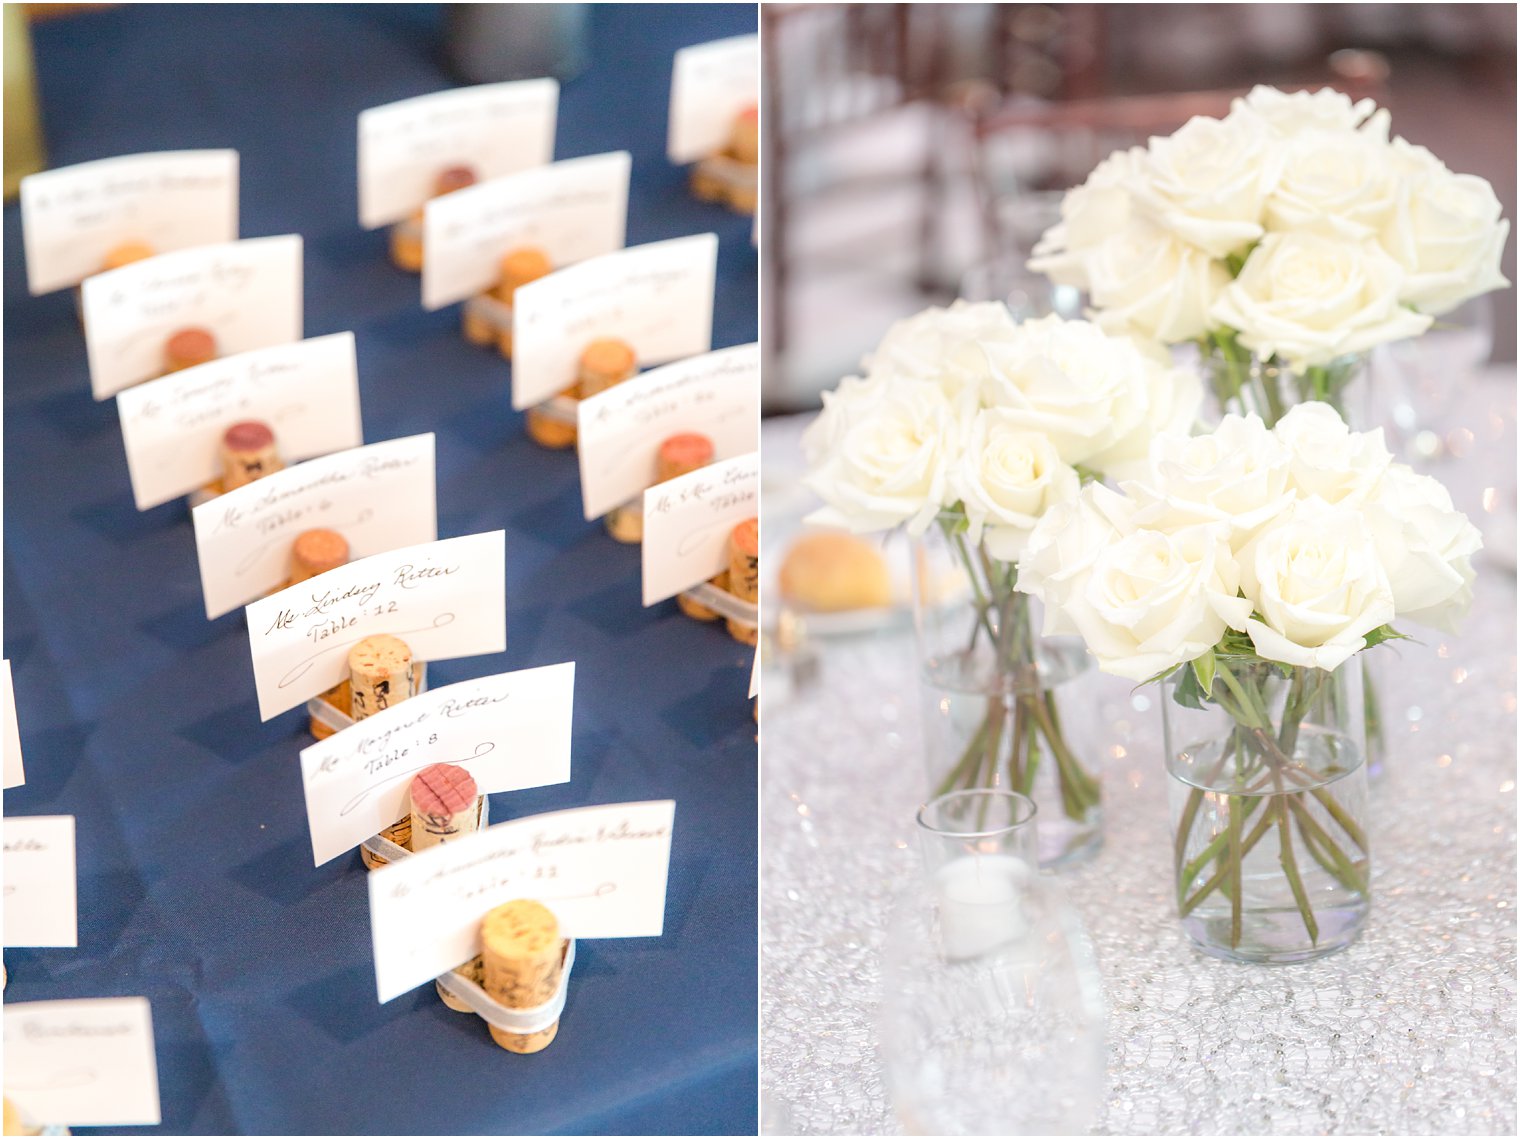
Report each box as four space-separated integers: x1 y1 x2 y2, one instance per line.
932 853 1032 961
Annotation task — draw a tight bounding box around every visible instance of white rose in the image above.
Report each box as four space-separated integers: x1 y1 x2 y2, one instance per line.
1273 402 1392 505
801 373 892 467
1232 85 1379 137
1125 413 1296 549
1028 148 1143 288
1016 483 1138 637
1080 350 1203 482
804 376 970 535
979 315 1156 469
865 300 1020 403
1209 232 1432 369
953 411 1079 563
1084 217 1232 343
1129 113 1280 258
1364 463 1482 632
1381 137 1511 316
1020 486 1249 681
1239 499 1395 671
1265 121 1401 242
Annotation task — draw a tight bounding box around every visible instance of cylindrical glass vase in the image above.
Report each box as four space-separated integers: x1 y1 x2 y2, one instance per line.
1163 657 1371 965
911 521 1102 868
1199 336 1369 430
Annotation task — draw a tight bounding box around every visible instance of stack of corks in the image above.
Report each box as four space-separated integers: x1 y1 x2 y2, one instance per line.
349 635 422 870
681 517 758 645
464 246 551 358
444 899 570 1054
391 165 478 273
690 105 758 214
606 431 715 544
526 336 638 451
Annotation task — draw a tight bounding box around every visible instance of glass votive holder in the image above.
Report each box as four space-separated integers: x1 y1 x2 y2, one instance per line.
916 789 1039 961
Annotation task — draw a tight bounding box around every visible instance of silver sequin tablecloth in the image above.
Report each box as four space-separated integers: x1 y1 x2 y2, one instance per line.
759 372 1518 1136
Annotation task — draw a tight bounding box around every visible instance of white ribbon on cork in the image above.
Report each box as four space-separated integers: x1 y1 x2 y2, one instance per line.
680 580 757 629
434 940 577 1035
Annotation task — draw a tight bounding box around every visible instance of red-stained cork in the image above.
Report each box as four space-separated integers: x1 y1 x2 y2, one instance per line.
166 327 217 371
657 433 714 480
223 420 276 452
731 517 759 558
434 166 479 195
411 763 479 817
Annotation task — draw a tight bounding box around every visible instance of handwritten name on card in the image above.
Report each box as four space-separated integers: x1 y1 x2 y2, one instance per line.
192 434 438 620
358 79 559 229
576 343 760 520
300 662 574 866
21 150 239 296
368 800 674 1002
3 815 77 948
4 998 161 1127
81 234 303 401
245 531 506 721
511 233 717 410
2 659 23 790
421 151 631 311
116 332 363 511
667 35 759 164
641 451 759 606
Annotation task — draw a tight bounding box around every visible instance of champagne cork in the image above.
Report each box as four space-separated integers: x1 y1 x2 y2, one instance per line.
606 433 716 545
678 569 728 622
731 104 759 165
726 517 760 646
348 634 413 722
576 338 636 398
220 420 282 492
102 239 154 271
288 528 349 587
481 899 568 1053
491 247 553 357
165 326 218 374
525 397 579 449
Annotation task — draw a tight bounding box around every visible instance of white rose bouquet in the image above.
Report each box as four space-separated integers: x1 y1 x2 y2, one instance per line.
1017 401 1481 957
803 302 1201 860
1030 85 1510 426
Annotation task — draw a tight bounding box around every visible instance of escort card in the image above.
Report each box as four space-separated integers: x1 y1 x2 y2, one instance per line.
300 662 574 867
368 800 674 1002
2 659 24 790
3 815 77 948
4 998 161 1127
21 150 238 296
81 233 303 401
116 332 363 511
577 343 760 520
421 151 631 311
192 434 438 620
358 79 559 229
642 451 759 605
667 35 759 164
511 233 717 410
245 531 506 721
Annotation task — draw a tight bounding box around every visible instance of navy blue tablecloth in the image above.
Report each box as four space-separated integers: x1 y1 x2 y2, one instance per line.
2 5 758 1134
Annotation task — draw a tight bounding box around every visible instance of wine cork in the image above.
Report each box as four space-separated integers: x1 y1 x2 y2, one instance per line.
438 953 486 1013
102 239 154 271
410 763 482 852
309 679 350 742
576 338 637 397
678 569 728 622
220 419 282 492
289 528 349 587
481 899 568 1053
731 104 759 165
490 246 552 357
526 398 579 449
727 518 760 646
358 815 412 871
690 161 725 203
434 165 478 196
348 634 413 722
604 503 643 544
391 214 424 273
165 326 218 374
657 433 715 482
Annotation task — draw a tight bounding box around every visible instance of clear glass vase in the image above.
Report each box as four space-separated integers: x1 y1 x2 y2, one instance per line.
880 790 1107 1135
1162 657 1372 965
911 521 1102 868
1198 333 1369 430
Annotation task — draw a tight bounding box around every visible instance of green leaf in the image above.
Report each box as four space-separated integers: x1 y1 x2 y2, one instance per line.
1190 650 1217 699
1362 623 1412 650
1171 663 1208 711
1072 464 1103 485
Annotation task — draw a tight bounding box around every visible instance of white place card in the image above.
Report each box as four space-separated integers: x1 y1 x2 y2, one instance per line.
2 659 24 790
81 233 303 401
667 35 759 164
20 149 238 295
300 662 574 867
577 342 760 520
192 434 438 620
368 800 675 1002
3 815 77 948
116 332 363 511
245 531 506 721
4 998 161 1127
511 233 717 411
358 79 559 229
750 648 759 699
421 151 631 311
642 451 759 606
